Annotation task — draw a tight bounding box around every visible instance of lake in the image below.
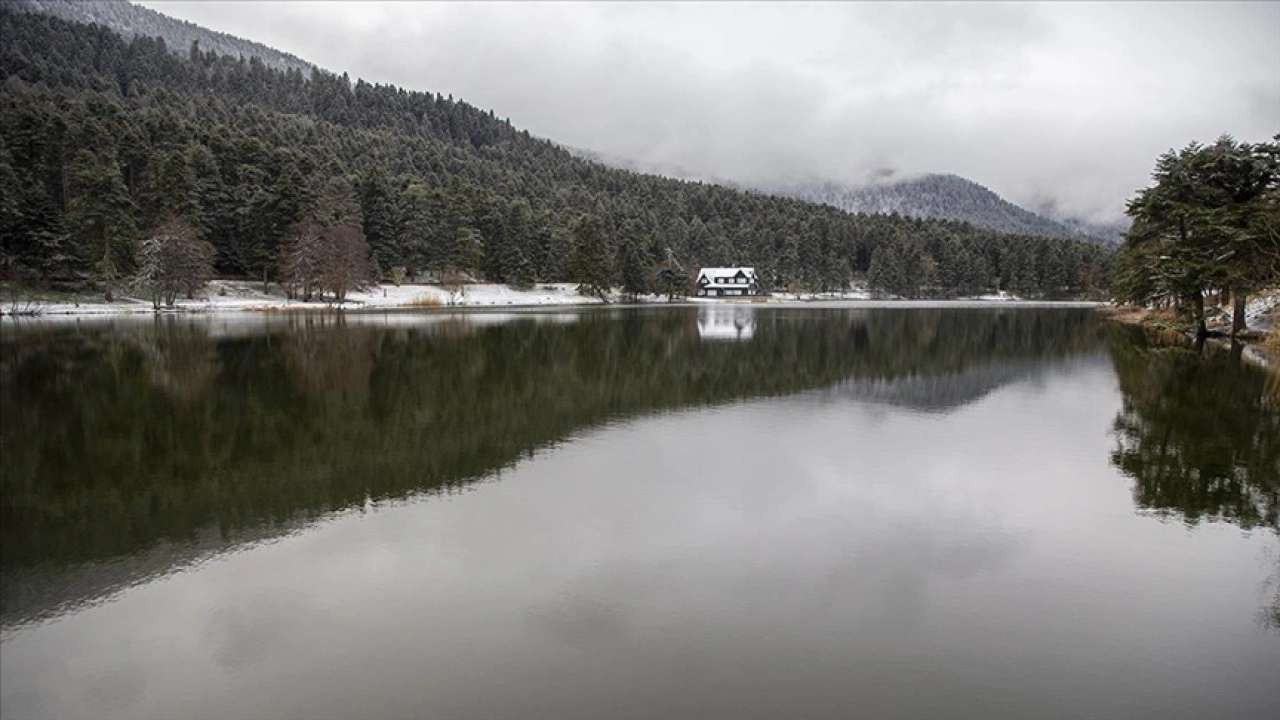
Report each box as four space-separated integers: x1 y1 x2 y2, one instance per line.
2 305 1277 720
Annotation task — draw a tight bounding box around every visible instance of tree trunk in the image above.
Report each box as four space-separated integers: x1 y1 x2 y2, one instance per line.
1232 290 1247 337
1191 289 1207 338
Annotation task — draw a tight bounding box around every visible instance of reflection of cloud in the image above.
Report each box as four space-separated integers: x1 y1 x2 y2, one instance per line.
202 589 320 671
81 664 145 713
525 596 630 647
528 487 1030 645
7 350 1280 718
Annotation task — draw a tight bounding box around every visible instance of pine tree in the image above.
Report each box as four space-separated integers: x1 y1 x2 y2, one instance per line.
360 169 403 280
65 149 137 299
400 182 438 279
446 227 484 276
618 222 651 300
570 214 612 300
867 243 909 298
655 247 686 300
1041 243 1069 297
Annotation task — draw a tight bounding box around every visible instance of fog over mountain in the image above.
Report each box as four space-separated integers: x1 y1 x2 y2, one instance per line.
12 0 1140 243
570 147 1124 244
770 175 1128 245
132 0 1280 226
22 0 312 74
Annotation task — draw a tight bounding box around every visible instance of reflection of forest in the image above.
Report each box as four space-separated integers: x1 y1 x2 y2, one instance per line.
1107 326 1280 627
1108 328 1279 529
824 355 1103 412
1 308 1102 625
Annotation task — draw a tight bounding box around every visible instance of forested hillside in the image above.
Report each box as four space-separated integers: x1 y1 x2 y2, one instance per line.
774 174 1125 245
12 0 314 74
571 148 1125 246
0 7 1112 299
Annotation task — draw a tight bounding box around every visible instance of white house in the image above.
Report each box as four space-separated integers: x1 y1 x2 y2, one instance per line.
696 267 757 297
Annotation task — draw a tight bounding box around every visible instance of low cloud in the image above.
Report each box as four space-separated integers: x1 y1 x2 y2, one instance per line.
144 1 1280 223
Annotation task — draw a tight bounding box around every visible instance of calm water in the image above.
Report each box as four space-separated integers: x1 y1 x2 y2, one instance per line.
1 306 1277 720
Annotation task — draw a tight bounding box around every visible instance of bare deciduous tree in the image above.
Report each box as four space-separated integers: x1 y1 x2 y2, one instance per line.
280 220 372 304
135 217 213 309
319 224 373 303
441 268 469 306
280 220 325 302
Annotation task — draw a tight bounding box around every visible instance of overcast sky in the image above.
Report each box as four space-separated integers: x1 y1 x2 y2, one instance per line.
140 1 1279 223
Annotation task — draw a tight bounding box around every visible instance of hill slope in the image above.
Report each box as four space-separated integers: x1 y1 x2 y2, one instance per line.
568 149 1125 245
772 174 1125 245
0 5 1112 299
12 0 314 74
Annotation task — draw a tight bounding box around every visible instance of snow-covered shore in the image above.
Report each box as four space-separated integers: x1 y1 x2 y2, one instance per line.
1 280 1093 320
2 281 609 318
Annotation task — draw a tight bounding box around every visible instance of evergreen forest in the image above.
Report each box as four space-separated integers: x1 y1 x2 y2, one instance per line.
0 8 1113 299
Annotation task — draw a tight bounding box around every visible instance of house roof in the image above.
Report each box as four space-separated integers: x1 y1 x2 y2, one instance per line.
698 267 756 280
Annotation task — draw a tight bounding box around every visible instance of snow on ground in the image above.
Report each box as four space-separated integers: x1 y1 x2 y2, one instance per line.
2 280 1081 320
767 289 1019 302
343 282 607 309
767 290 873 301
1245 290 1278 332
1 281 611 318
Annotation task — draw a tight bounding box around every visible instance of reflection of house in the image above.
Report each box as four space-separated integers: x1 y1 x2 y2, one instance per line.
697 306 756 341
696 267 757 297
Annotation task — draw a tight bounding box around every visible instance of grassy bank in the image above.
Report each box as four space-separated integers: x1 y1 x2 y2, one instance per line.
1098 290 1280 367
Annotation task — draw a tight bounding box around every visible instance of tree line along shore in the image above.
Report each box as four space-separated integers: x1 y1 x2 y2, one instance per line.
1109 134 1279 362
1 9 1111 310
1 8 1275 358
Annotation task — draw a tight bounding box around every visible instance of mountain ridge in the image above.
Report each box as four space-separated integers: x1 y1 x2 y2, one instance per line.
771 174 1126 246
570 146 1123 245
12 0 315 74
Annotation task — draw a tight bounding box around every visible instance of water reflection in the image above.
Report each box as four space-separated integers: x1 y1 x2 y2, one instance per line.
697 305 756 341
4 309 1280 720
1107 327 1279 528
1107 326 1280 626
2 308 1101 627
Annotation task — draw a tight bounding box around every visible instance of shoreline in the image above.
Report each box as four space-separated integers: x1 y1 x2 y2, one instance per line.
1097 304 1279 369
2 281 1105 321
